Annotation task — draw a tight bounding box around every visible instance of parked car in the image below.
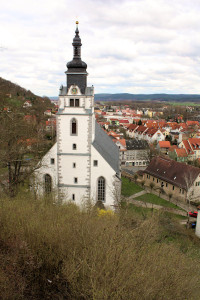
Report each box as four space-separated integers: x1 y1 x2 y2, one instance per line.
191 222 196 229
188 211 198 218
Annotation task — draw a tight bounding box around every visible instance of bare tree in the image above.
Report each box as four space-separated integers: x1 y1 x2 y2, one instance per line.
0 108 48 197
150 182 155 192
168 192 173 202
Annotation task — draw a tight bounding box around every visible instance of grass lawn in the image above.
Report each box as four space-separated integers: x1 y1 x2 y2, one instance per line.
126 203 155 216
123 203 187 220
121 177 143 197
136 193 182 210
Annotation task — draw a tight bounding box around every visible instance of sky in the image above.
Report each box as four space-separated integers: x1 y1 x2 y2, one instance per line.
1 0 200 96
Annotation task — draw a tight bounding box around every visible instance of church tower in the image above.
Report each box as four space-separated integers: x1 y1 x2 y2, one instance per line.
35 22 121 207
57 22 95 203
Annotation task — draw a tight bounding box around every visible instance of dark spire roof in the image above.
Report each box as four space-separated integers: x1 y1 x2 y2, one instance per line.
66 21 87 70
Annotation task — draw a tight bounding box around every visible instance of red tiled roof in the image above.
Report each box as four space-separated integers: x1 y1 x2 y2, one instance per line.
159 141 171 148
135 125 147 134
186 121 199 126
144 128 159 137
118 139 126 147
144 156 200 189
127 124 138 131
175 148 188 157
119 119 129 124
182 140 194 155
188 138 200 150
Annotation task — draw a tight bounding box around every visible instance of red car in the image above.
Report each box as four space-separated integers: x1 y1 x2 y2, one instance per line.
188 211 198 218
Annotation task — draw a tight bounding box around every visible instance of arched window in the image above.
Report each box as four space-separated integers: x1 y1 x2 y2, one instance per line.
71 118 77 135
97 176 106 202
44 174 52 194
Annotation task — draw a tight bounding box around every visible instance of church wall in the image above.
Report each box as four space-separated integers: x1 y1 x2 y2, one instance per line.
57 114 90 154
90 145 118 207
58 155 89 187
33 143 58 195
59 186 89 206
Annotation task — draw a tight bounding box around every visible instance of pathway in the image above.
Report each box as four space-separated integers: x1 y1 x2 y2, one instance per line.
127 198 187 217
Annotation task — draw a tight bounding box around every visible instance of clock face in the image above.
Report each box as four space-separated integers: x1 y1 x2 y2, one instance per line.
72 87 77 95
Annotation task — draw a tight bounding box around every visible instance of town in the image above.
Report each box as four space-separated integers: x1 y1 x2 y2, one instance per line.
1 1 200 297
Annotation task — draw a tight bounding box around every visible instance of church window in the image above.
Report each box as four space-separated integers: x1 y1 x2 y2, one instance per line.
73 143 77 150
44 174 52 194
51 158 55 165
71 118 77 135
70 99 74 107
73 162 76 168
74 177 78 183
75 99 79 107
69 99 80 107
97 176 105 202
72 194 75 200
172 185 175 190
94 160 98 167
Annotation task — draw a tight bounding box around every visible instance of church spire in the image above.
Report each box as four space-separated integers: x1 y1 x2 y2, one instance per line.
72 21 82 59
66 21 88 94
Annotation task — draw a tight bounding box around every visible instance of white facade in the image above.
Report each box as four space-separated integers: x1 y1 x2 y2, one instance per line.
34 23 121 207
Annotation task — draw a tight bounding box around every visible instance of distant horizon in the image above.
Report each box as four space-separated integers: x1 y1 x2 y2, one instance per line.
49 92 200 98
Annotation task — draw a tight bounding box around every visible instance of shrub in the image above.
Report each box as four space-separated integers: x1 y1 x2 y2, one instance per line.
0 194 200 299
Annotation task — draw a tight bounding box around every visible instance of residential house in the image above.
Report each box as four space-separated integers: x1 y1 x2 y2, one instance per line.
125 139 149 167
143 156 200 203
143 128 165 144
23 100 32 108
115 139 126 165
157 141 171 155
180 138 200 161
134 125 148 140
169 148 188 163
126 124 138 138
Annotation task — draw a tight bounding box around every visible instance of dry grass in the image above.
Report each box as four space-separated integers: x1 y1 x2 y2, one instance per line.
0 194 200 299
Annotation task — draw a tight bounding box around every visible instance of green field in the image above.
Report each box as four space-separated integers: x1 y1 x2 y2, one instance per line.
136 193 182 210
168 101 200 106
121 177 143 197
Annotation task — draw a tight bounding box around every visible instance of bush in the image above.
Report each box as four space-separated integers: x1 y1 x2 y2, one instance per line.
0 194 200 299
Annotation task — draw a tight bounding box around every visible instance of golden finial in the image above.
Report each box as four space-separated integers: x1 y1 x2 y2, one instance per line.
76 21 79 25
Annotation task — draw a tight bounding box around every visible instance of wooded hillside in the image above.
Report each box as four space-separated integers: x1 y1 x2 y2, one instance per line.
0 77 43 101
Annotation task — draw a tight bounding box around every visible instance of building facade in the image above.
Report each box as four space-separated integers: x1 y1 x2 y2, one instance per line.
143 156 200 203
34 22 121 207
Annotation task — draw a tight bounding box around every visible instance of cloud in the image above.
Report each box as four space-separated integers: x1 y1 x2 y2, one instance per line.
1 0 200 95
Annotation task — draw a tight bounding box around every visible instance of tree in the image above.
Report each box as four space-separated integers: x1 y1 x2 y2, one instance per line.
0 106 48 197
133 174 138 183
168 192 173 202
138 119 142 125
150 182 155 192
141 180 145 189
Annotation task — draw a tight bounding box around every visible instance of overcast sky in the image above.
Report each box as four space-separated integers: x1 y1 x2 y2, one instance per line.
1 0 200 96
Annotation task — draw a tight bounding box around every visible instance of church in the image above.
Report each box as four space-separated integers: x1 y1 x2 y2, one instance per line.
34 22 121 207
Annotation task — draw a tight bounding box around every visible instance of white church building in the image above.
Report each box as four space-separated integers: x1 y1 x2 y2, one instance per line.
34 22 121 207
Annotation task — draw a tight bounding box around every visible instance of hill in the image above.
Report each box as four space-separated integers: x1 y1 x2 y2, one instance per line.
94 93 200 102
0 77 44 102
50 93 200 103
